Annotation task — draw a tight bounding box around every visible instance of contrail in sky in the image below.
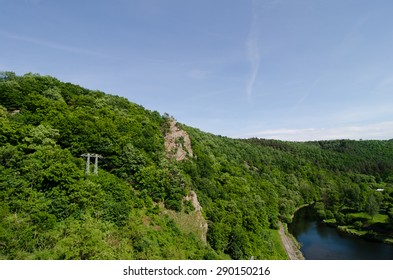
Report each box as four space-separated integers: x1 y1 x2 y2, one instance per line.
245 5 260 101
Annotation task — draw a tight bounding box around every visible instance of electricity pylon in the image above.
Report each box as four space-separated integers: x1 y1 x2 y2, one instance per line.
81 153 103 175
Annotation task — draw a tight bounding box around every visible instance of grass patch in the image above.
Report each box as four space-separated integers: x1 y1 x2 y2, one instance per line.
348 212 389 224
323 218 336 224
270 229 289 260
338 226 368 236
161 204 208 244
384 238 393 245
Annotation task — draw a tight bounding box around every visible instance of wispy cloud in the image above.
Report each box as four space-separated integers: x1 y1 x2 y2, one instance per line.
242 121 393 141
0 30 111 59
245 1 260 101
245 0 282 101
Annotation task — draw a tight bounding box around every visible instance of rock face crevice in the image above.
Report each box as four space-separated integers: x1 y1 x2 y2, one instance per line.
164 120 193 161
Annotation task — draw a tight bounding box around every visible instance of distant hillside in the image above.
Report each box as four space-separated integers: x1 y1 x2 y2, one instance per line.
1 72 392 259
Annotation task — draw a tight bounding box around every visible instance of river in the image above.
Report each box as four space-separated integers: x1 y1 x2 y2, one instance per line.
287 205 393 260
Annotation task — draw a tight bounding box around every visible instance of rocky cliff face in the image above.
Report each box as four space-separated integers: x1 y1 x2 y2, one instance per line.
164 119 193 161
164 120 207 242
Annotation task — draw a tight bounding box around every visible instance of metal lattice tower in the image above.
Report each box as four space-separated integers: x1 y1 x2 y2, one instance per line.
81 153 103 175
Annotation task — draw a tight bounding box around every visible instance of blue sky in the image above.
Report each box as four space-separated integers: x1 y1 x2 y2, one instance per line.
1 0 393 141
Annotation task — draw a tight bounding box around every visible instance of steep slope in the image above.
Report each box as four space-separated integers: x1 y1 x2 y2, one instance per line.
0 72 218 259
1 72 392 260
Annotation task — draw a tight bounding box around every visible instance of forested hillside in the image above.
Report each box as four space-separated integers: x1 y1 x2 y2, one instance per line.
1 72 392 259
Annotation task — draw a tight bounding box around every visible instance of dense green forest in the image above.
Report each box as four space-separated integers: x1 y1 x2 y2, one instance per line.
1 72 392 259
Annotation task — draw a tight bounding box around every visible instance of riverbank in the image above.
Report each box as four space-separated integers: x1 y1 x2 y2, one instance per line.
278 222 305 260
289 205 393 259
290 204 310 221
323 219 393 245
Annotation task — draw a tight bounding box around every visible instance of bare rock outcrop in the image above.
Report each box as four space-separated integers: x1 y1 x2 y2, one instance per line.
184 191 202 212
164 120 193 161
164 120 207 242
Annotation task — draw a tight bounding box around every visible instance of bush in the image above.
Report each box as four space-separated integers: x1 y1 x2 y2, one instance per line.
325 210 334 219
335 213 345 225
316 209 326 219
184 200 195 214
354 221 363 229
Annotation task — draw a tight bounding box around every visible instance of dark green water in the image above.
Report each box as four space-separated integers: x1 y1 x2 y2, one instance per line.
287 206 393 260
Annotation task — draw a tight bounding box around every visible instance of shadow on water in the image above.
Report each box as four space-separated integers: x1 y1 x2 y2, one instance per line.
287 205 393 260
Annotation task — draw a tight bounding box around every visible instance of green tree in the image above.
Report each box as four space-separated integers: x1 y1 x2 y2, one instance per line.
365 194 379 219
